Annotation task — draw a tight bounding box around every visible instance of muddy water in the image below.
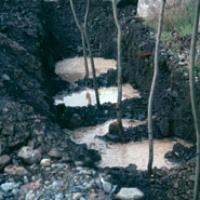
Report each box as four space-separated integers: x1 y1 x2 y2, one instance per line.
55 57 117 82
54 84 140 107
71 120 192 170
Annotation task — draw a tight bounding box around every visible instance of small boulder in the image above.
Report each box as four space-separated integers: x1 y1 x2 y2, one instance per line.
109 121 123 136
115 187 144 200
17 146 41 164
4 165 28 176
0 182 19 192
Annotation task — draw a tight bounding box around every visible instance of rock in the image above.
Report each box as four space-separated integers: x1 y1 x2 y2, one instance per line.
40 158 51 166
48 148 62 159
173 143 186 157
2 74 10 81
18 146 42 164
21 180 41 191
25 190 36 200
0 155 11 170
72 192 82 200
69 113 82 128
4 165 28 176
0 182 19 192
99 177 114 194
116 187 144 200
55 193 64 200
108 121 123 136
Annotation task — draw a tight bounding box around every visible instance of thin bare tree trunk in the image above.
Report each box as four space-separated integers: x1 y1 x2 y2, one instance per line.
112 0 124 135
69 0 89 78
69 0 100 107
189 1 200 199
83 0 100 108
81 31 89 78
83 28 101 107
147 0 166 174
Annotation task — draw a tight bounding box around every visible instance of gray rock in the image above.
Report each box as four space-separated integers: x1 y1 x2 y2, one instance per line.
55 193 64 200
1 182 19 192
97 176 116 195
48 148 62 159
115 187 144 200
0 155 11 170
25 190 36 200
2 74 10 81
4 165 28 176
40 158 51 167
72 192 82 200
18 146 41 164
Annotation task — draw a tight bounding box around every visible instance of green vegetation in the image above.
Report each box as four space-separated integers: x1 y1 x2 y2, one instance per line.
145 0 195 41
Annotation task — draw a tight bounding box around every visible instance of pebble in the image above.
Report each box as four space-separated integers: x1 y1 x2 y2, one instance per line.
2 74 10 81
48 148 62 159
72 192 82 200
40 158 51 167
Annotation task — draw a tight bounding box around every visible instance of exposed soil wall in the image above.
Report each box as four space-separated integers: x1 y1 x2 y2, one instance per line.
0 0 99 165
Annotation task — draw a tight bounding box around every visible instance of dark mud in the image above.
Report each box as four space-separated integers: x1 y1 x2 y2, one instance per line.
55 98 146 129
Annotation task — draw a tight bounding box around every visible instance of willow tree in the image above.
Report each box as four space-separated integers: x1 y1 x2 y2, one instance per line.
112 0 124 136
189 0 200 199
147 0 166 174
69 0 100 107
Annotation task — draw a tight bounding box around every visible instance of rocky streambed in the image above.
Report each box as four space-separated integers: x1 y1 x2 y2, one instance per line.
0 0 199 199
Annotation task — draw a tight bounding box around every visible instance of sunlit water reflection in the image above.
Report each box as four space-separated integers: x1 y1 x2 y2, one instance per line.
54 84 140 107
55 57 117 82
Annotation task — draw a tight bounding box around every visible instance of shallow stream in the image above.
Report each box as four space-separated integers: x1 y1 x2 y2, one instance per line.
55 57 192 171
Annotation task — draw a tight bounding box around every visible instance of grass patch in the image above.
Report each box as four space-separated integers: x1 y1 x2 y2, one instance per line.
144 0 195 41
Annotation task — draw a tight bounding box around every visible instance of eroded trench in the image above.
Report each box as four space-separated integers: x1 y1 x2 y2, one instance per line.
54 56 192 171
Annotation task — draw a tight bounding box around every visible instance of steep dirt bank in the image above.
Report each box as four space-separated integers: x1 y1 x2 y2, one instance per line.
0 0 100 167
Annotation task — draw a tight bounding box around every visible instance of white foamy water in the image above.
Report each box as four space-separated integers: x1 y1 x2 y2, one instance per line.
71 119 192 170
55 57 117 82
54 84 140 107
